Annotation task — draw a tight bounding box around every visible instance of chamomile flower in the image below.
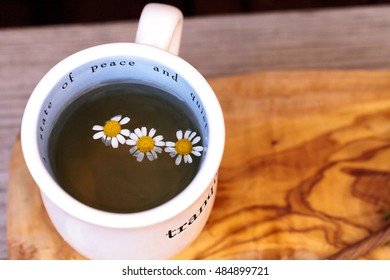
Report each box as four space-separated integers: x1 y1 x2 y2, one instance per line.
92 115 130 148
165 130 204 165
126 127 165 162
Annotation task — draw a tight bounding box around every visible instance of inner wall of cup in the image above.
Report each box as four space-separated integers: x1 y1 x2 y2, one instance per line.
37 56 209 175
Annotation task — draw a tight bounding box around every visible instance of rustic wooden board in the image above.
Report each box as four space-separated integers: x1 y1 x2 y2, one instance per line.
7 71 390 259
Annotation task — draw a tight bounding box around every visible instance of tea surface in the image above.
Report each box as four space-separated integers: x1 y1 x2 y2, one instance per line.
48 83 203 213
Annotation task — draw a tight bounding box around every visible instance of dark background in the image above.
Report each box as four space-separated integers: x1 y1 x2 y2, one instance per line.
1 0 390 27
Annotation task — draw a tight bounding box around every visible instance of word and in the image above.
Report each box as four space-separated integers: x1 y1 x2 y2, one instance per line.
153 66 178 82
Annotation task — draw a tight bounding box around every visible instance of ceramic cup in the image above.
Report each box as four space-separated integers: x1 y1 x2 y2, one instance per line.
21 3 225 259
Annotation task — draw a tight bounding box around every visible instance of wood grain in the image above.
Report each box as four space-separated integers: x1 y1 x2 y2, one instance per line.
328 224 390 259
7 70 390 259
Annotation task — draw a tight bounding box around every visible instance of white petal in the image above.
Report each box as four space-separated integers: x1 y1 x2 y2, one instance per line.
137 152 144 162
134 128 143 138
192 136 201 145
116 134 125 144
149 128 156 137
154 146 162 153
93 131 104 139
153 135 163 142
92 125 103 131
193 146 204 152
191 151 201 157
126 139 136 145
129 146 138 154
184 155 188 163
155 141 165 147
176 130 183 140
175 154 182 165
151 150 158 158
120 129 130 137
112 115 122 121
141 127 147 136
120 117 130 125
188 131 197 141
146 152 153 161
165 141 175 147
130 132 139 141
165 147 174 153
111 137 119 148
146 152 154 161
186 155 193 163
184 130 191 139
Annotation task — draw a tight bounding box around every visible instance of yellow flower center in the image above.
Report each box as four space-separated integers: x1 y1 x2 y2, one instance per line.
136 136 155 153
175 139 193 155
103 120 121 137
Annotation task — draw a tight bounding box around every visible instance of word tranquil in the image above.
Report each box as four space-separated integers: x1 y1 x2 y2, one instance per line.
165 179 216 238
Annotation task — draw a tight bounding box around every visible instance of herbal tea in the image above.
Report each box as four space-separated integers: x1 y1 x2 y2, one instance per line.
48 83 204 213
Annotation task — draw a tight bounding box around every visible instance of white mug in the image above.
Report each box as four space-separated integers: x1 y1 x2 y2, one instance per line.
21 3 225 259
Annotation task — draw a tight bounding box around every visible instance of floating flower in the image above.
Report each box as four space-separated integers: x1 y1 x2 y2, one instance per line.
165 130 204 165
126 127 165 162
92 115 130 148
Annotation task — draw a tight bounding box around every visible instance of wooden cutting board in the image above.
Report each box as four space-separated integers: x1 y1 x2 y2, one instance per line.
7 71 390 259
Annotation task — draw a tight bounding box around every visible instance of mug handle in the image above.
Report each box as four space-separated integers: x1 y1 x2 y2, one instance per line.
135 3 183 55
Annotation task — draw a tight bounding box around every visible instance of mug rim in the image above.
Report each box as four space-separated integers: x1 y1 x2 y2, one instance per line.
21 42 225 228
